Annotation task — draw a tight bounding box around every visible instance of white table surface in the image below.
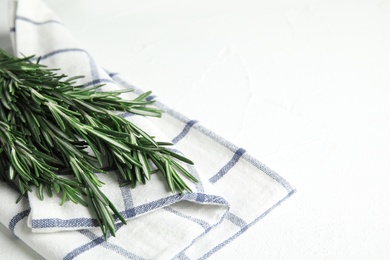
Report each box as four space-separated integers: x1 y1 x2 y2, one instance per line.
1 0 390 259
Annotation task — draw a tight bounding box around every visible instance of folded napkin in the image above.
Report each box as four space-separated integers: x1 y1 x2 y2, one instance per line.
0 0 294 259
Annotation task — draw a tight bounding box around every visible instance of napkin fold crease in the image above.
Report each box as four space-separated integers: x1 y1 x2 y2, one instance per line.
0 0 295 259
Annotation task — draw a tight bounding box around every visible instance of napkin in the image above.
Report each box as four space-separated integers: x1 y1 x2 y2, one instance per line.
0 0 295 259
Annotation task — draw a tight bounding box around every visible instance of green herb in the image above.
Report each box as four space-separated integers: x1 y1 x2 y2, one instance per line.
0 49 197 238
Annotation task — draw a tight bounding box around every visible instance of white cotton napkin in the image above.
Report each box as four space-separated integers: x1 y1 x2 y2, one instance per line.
0 0 295 259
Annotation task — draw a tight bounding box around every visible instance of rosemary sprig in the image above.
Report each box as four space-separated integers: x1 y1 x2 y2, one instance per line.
0 49 197 238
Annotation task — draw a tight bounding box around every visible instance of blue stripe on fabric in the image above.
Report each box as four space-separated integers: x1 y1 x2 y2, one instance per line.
83 78 113 87
16 15 63 26
30 48 87 61
187 164 204 193
130 192 227 216
225 212 247 228
198 190 296 259
145 95 156 101
164 206 210 231
83 228 145 259
190 123 293 190
87 55 101 90
64 223 143 260
115 172 135 219
120 112 136 118
209 148 246 184
241 152 293 192
177 252 191 260
108 72 118 78
32 217 98 229
31 192 228 230
8 209 30 233
196 193 206 203
28 48 103 93
132 194 183 216
172 120 198 144
171 205 231 260
63 231 106 260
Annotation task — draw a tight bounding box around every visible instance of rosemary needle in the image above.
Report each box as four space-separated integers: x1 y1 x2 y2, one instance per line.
0 48 197 239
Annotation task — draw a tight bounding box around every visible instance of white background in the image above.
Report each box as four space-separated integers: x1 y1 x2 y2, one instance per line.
1 0 390 259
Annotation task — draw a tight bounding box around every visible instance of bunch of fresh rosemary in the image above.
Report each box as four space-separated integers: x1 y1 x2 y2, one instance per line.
0 49 197 238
